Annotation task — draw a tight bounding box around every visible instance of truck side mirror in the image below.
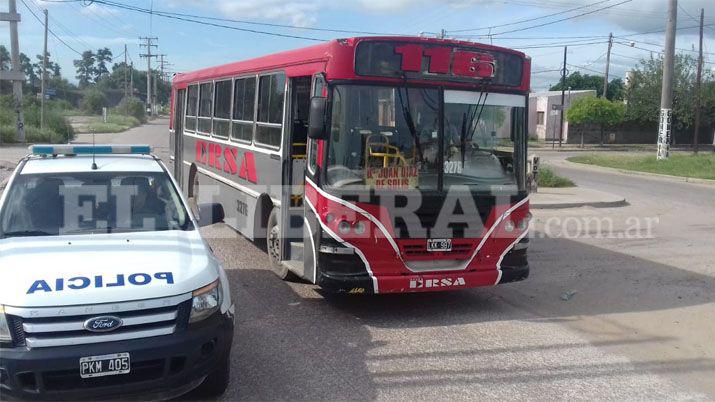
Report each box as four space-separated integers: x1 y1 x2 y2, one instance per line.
197 203 225 227
308 97 328 140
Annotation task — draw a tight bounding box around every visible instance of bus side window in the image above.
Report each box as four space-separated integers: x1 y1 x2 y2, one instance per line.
231 77 256 143
255 73 285 148
185 84 198 132
213 79 232 139
308 139 318 173
198 82 213 135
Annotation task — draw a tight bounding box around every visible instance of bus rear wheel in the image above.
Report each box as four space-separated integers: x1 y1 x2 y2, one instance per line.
266 208 296 281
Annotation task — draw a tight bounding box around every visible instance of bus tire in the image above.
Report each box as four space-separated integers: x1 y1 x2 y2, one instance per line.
266 208 296 281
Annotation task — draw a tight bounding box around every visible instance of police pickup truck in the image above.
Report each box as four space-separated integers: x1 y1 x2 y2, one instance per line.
0 145 233 400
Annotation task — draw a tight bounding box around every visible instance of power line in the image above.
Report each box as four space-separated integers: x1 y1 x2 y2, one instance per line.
614 36 715 56
616 22 715 38
29 0 93 50
447 0 612 33
491 0 633 36
457 34 609 40
517 40 608 50
40 0 396 37
19 0 83 55
566 62 604 75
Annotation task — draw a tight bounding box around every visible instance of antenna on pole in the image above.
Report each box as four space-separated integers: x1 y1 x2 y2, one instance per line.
91 131 98 170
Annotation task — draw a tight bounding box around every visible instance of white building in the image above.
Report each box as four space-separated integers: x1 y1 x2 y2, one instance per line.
528 90 596 142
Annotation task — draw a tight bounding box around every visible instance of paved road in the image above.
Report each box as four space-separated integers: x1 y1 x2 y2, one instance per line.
1 123 714 400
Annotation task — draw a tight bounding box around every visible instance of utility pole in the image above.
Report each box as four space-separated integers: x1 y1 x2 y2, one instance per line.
139 37 158 117
40 9 48 130
152 68 158 115
129 61 134 98
123 44 128 100
158 54 167 80
558 46 567 147
602 32 613 99
692 8 704 154
157 54 167 115
657 0 677 160
1 0 26 142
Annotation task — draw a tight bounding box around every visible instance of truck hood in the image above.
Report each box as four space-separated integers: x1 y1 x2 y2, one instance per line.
0 230 218 307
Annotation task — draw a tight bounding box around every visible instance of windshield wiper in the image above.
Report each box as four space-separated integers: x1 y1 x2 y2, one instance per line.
0 230 53 239
461 92 490 165
396 86 424 164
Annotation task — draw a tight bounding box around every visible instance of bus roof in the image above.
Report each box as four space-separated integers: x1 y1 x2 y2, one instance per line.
172 36 529 90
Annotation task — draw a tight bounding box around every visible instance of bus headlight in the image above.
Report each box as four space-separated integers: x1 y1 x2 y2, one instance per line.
504 220 515 232
0 306 11 343
338 220 351 235
354 221 366 235
189 280 221 323
518 213 532 230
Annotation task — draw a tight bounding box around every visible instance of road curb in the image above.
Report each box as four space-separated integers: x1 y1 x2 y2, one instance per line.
531 198 629 210
563 159 715 186
530 185 628 210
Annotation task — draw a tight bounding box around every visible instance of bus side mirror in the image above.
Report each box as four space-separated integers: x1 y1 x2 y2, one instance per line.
308 97 328 140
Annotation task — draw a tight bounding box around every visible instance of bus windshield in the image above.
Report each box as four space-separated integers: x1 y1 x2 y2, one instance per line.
326 85 525 191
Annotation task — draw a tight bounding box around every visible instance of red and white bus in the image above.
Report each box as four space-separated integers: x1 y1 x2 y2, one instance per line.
170 36 531 294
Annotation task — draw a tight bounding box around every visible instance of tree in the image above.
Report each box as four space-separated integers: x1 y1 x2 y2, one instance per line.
33 52 61 80
95 47 113 81
74 50 96 88
625 53 714 132
566 96 625 145
0 45 10 70
20 52 38 88
549 71 625 101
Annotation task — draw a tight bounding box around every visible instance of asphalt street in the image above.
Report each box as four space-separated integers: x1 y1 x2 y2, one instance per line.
1 122 714 400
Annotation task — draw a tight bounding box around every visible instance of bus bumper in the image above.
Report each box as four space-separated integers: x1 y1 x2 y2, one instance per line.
318 264 529 294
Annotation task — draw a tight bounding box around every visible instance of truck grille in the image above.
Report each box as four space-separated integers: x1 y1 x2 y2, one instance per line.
4 293 191 349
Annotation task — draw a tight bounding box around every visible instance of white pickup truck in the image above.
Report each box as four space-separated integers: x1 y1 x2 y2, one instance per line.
0 145 234 400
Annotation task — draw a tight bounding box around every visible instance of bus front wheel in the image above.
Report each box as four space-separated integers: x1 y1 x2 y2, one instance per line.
266 208 296 281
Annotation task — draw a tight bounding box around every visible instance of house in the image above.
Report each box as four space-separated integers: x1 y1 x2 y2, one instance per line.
528 90 596 142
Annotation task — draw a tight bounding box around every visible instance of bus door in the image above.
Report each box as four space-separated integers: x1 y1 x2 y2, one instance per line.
173 88 186 183
280 76 312 269
300 73 327 283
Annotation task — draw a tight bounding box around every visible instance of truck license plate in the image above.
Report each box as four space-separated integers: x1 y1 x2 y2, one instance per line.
427 238 452 252
79 353 130 379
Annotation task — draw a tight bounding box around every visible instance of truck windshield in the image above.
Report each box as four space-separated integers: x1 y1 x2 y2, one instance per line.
326 85 524 191
0 171 193 239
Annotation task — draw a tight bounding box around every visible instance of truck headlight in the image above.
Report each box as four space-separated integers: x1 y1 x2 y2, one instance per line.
189 280 221 323
0 306 11 343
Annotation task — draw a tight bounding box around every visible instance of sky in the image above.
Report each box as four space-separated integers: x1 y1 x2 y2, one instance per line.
2 0 715 91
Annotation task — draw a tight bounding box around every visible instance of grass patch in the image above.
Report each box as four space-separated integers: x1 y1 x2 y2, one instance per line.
568 153 715 180
0 125 69 144
77 114 141 133
538 167 576 187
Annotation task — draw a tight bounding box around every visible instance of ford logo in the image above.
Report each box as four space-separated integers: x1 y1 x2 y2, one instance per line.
84 316 123 333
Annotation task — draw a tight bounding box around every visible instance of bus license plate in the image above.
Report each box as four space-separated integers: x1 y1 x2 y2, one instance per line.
80 353 130 379
427 238 452 252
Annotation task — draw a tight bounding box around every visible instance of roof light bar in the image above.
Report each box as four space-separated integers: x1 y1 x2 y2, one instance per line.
29 145 152 156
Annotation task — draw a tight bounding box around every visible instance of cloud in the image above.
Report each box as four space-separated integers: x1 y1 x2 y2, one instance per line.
79 3 119 18
168 0 320 27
